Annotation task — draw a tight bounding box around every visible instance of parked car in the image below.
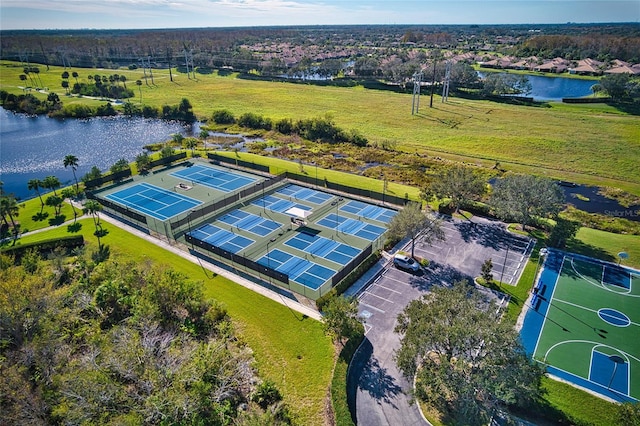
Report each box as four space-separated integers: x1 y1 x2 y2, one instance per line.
393 253 420 273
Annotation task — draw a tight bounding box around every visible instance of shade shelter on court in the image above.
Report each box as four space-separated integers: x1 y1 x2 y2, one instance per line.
285 206 313 226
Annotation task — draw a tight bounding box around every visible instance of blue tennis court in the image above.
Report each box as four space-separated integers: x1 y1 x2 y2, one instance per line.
105 182 202 221
276 184 334 205
317 213 387 241
284 231 361 265
217 209 282 237
257 249 335 290
171 164 256 192
188 223 254 254
252 195 312 214
340 200 397 223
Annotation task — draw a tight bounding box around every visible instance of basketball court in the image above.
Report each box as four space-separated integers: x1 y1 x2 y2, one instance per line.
521 249 640 402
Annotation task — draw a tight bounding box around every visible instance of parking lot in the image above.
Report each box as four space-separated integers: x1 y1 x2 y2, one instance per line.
352 215 533 425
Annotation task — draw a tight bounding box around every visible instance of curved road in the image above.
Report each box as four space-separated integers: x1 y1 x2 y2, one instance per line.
348 216 533 425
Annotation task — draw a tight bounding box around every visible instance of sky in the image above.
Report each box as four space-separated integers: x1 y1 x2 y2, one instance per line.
0 0 638 30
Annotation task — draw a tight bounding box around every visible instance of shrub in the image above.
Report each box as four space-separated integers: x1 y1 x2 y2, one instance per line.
212 109 236 124
62 103 94 118
275 118 294 134
0 235 84 263
252 380 282 409
238 112 272 130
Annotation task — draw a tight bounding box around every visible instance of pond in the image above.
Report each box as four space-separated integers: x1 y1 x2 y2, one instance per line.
477 72 598 101
0 108 200 200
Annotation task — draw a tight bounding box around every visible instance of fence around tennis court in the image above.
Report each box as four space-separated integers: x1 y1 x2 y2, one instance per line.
169 172 287 233
185 230 375 300
208 153 410 207
88 157 394 300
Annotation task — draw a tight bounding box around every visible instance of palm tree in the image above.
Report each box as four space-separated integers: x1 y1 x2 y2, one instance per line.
45 194 63 217
23 67 35 86
61 188 78 222
19 74 27 91
64 154 80 193
32 67 43 87
43 175 61 196
83 200 103 247
61 80 69 95
27 178 45 209
0 194 21 242
119 75 127 89
185 138 198 156
171 133 184 144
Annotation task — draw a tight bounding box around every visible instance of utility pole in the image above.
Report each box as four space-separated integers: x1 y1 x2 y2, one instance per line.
429 55 438 108
411 71 423 115
442 61 452 102
183 43 195 79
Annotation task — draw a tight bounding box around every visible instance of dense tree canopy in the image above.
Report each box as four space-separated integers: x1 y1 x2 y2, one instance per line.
322 296 363 347
386 201 444 258
395 281 543 425
490 174 564 230
0 253 287 425
423 164 486 213
481 73 532 97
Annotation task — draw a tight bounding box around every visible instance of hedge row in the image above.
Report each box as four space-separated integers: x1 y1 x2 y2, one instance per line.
1 235 85 261
331 331 365 426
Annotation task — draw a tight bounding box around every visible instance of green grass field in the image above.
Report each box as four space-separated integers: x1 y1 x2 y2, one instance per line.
2 61 639 195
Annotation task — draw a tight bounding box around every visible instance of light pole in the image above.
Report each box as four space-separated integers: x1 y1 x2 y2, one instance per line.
187 209 196 249
266 239 273 268
500 240 510 284
382 174 387 204
315 163 318 187
258 182 265 212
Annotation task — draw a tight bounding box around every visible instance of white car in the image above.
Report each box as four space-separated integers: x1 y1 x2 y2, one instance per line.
393 254 420 273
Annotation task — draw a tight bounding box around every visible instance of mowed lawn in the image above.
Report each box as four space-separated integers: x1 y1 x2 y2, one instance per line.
15 218 335 426
1 61 639 194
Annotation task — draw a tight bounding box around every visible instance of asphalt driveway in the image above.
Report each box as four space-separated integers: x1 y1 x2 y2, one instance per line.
349 216 533 425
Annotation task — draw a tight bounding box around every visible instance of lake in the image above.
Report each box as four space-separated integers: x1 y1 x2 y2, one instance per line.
477 72 598 101
0 109 199 200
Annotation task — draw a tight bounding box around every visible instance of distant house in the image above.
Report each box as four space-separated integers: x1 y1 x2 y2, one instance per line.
605 64 640 75
510 56 539 70
534 57 570 73
569 58 604 75
451 51 479 63
479 56 516 69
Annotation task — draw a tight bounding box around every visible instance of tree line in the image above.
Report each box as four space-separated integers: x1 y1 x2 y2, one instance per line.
212 110 368 147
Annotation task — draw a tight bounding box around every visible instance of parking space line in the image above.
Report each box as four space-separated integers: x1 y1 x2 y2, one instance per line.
383 274 416 287
363 291 395 304
375 283 402 294
359 301 385 314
